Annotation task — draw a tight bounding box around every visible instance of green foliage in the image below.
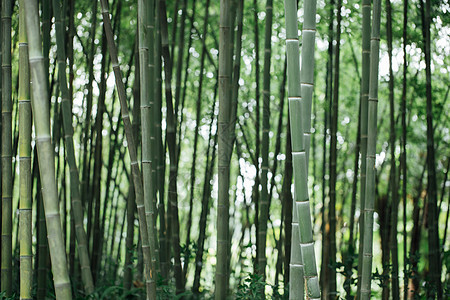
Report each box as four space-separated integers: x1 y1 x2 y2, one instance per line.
236 274 266 299
0 291 17 299
83 285 144 299
156 275 193 300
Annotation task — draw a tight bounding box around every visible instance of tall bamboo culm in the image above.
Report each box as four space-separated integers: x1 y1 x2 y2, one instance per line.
284 0 321 298
357 0 371 296
138 0 159 276
298 0 321 295
51 0 95 294
299 1 320 294
99 0 156 298
300 0 317 162
24 0 72 298
284 1 304 298
257 0 273 280
299 0 319 291
216 0 232 298
1 0 12 296
147 0 159 273
18 0 32 298
360 0 381 297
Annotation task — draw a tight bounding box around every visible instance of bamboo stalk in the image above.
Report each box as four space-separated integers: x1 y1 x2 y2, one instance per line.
257 0 273 282
216 0 232 298
192 76 218 295
252 0 261 264
24 0 72 298
1 0 12 295
299 0 321 296
328 0 342 296
138 0 159 278
357 0 371 296
360 0 381 297
385 0 399 297
147 0 160 274
420 0 442 296
285 0 321 298
99 0 156 298
19 0 32 298
51 0 95 293
184 0 207 283
284 1 304 298
159 0 184 292
400 0 408 297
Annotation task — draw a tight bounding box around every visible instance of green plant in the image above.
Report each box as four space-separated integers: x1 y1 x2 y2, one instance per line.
236 274 266 300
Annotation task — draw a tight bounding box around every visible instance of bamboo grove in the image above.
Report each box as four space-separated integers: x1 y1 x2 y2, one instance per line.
0 0 448 299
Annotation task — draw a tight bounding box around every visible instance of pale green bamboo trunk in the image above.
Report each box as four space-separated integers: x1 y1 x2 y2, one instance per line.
51 0 95 294
299 0 320 296
360 0 381 298
139 0 159 276
19 0 32 298
24 0 72 298
1 0 12 295
284 1 304 298
300 0 317 163
284 0 321 298
216 0 232 298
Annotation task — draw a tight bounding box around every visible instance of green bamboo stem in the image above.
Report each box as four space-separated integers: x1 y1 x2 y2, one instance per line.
299 0 320 295
147 0 160 274
24 0 72 298
99 0 156 298
173 0 187 119
284 1 304 298
252 0 261 259
51 0 95 294
140 0 159 276
328 0 342 296
36 3 50 294
257 0 273 280
385 0 399 297
357 0 371 296
185 0 207 283
229 0 243 155
300 0 317 165
36 173 47 299
284 0 321 298
400 0 408 297
192 75 218 295
147 0 158 219
1 0 12 295
159 0 184 292
216 0 232 298
420 0 442 296
360 0 381 297
154 0 168 279
19 0 32 298
80 0 97 216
